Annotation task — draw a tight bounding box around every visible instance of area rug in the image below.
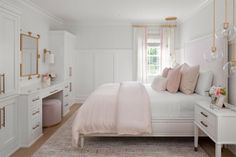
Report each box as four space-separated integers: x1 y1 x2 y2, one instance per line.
33 113 209 157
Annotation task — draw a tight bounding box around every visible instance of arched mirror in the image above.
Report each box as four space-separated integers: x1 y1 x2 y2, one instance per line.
20 32 40 79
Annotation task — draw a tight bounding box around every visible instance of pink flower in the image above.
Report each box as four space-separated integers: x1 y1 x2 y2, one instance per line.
215 88 221 97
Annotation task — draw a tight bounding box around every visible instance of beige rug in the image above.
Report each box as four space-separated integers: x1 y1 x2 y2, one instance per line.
33 113 209 157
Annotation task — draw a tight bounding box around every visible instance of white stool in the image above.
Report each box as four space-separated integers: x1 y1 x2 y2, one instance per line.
43 99 62 127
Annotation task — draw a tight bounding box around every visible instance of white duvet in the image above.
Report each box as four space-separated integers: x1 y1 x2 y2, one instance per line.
72 82 152 146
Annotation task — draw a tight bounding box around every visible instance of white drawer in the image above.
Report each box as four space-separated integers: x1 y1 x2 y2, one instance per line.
195 105 217 139
31 107 40 117
63 99 70 115
63 91 70 98
64 84 70 90
31 119 41 141
195 105 217 126
31 114 40 129
64 82 72 92
30 95 40 103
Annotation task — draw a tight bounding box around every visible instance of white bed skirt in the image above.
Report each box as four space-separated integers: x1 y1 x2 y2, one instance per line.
78 118 197 148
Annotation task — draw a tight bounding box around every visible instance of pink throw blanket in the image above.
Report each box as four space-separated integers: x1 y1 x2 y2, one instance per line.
72 82 152 146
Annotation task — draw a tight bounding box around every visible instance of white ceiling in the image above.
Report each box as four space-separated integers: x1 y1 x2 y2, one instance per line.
30 0 210 24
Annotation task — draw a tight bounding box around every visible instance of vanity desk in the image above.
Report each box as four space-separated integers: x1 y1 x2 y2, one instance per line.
18 80 73 147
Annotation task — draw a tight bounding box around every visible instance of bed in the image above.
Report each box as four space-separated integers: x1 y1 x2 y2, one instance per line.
146 85 210 136
72 35 227 148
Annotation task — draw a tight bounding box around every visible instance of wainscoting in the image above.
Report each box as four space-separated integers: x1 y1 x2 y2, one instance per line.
74 49 133 103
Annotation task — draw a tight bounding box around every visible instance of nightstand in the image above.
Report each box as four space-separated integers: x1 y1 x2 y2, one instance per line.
194 101 236 157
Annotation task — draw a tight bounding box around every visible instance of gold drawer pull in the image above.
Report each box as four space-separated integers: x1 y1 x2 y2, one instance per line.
0 73 5 94
0 108 2 129
32 124 40 130
200 112 208 117
69 82 72 92
2 107 5 127
32 110 40 115
0 107 6 129
200 121 208 128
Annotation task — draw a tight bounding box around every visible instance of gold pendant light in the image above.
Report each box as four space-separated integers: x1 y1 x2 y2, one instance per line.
204 0 224 62
228 0 236 41
223 0 236 76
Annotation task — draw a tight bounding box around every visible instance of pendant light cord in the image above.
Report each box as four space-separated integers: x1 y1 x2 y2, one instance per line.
212 0 216 50
225 0 228 24
233 0 235 26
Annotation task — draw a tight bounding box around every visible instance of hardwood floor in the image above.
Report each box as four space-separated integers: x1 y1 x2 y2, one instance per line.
11 104 236 157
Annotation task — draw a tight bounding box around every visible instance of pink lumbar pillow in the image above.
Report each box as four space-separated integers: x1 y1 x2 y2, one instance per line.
151 76 168 91
180 64 200 94
162 67 171 78
166 66 182 93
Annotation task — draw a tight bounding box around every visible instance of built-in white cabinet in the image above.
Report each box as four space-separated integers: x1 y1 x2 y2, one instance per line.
18 80 73 147
0 96 19 157
18 92 43 147
49 31 76 82
0 2 20 157
63 81 73 116
0 3 20 98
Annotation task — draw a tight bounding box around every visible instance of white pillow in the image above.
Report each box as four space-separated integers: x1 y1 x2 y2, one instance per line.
195 71 214 96
151 76 168 91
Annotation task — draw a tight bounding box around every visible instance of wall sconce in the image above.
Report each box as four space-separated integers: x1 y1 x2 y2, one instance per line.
44 49 55 64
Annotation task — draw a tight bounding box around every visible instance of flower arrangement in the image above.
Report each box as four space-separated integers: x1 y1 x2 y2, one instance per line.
42 73 50 81
49 73 56 81
209 86 226 97
42 73 56 86
209 86 226 105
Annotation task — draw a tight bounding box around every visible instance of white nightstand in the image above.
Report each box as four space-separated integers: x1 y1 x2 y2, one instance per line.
194 101 236 157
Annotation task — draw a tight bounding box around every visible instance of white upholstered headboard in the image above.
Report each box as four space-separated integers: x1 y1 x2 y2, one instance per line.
184 35 227 87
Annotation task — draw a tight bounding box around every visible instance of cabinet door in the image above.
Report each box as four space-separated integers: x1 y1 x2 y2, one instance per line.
0 9 18 96
0 99 18 156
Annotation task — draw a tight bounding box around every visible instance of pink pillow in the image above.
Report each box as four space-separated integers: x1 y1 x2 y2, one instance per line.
151 76 168 91
162 68 171 78
180 65 200 94
166 66 182 93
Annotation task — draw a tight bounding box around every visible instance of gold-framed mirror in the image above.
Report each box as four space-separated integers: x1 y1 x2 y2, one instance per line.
20 32 40 79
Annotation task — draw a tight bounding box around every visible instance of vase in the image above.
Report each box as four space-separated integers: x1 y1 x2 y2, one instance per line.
211 95 217 104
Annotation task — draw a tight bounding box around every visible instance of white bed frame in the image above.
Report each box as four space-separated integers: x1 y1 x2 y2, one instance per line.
78 35 228 148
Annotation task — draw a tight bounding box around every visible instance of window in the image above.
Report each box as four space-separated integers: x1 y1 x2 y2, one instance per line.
147 45 161 77
146 30 161 81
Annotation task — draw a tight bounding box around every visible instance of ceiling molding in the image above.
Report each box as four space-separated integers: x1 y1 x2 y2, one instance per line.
16 0 64 24
181 0 213 23
0 0 22 15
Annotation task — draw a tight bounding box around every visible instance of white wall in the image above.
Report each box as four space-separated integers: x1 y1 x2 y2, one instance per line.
68 25 133 102
7 0 64 88
180 0 233 45
67 23 182 102
180 0 236 104
180 1 236 154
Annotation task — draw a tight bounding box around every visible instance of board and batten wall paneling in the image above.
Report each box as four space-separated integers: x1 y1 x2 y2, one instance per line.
75 49 133 103
75 52 94 101
95 52 114 87
114 52 132 82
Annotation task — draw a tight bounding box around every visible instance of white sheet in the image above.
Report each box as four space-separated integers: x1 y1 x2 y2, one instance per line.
145 85 210 120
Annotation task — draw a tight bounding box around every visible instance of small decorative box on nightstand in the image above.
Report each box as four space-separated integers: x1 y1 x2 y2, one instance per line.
194 101 236 157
